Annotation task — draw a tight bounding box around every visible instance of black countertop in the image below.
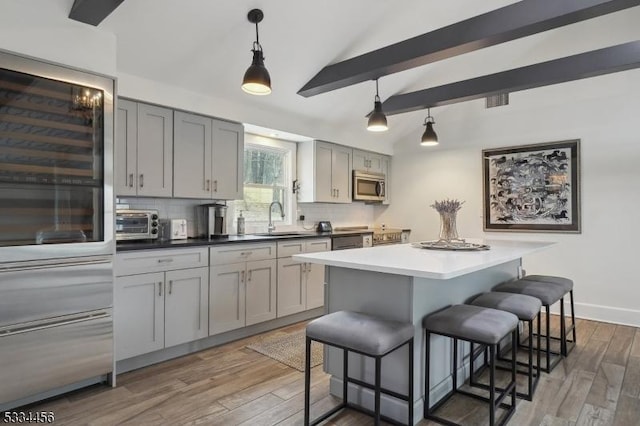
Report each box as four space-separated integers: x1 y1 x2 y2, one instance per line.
116 229 374 252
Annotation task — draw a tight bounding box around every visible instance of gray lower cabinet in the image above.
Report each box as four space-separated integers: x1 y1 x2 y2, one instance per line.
276 238 330 317
115 267 208 361
208 243 278 335
209 259 277 335
114 248 209 361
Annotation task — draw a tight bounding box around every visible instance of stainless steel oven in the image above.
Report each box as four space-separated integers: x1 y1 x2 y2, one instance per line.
353 170 386 202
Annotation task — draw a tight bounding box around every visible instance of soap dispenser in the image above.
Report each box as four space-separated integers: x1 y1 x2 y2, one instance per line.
237 210 245 235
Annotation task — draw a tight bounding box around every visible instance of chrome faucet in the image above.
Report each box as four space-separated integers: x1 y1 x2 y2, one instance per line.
267 201 285 234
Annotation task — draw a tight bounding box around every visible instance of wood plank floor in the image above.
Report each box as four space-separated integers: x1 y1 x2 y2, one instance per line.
20 317 640 425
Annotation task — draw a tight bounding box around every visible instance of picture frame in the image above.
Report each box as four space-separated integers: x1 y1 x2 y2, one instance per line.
482 139 581 233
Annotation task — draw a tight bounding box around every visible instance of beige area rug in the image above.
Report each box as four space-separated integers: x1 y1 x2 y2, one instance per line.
247 330 323 372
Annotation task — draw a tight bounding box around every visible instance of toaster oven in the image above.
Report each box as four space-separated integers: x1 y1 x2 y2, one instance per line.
115 209 159 241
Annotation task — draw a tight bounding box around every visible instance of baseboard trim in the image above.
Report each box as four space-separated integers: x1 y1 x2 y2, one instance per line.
564 301 640 327
116 308 323 374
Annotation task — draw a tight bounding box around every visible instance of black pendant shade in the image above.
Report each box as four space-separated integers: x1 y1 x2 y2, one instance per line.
242 49 271 95
420 108 438 146
367 79 388 132
242 9 271 95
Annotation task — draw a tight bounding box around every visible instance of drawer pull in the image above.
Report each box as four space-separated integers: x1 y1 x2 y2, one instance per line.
157 258 174 263
240 251 253 256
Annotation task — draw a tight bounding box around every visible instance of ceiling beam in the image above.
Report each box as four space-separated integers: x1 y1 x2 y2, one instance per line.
69 0 125 26
298 0 640 97
380 41 640 115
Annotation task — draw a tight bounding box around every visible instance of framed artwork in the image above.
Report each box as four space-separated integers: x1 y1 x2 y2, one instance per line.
483 139 581 233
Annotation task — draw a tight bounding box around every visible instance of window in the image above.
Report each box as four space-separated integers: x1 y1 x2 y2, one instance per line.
238 135 296 226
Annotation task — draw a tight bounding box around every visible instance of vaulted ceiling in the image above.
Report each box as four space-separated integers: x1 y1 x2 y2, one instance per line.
86 1 640 152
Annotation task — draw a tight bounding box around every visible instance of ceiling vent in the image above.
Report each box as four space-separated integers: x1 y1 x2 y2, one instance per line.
486 93 509 108
486 93 510 108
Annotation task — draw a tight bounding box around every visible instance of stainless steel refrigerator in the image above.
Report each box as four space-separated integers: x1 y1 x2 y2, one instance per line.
0 50 115 410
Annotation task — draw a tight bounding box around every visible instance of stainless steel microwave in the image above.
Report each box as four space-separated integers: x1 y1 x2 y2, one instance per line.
115 210 159 240
353 171 386 202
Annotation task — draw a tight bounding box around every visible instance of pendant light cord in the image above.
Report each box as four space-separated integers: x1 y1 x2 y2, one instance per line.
375 79 381 102
252 21 263 52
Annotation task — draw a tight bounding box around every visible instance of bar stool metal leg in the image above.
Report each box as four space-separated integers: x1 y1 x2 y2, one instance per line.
374 356 381 425
343 349 348 406
424 331 431 420
304 336 312 426
408 339 414 426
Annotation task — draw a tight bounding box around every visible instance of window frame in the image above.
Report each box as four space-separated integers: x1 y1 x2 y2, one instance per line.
240 134 297 227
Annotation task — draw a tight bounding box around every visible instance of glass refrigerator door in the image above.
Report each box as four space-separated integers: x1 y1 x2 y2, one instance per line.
0 53 113 260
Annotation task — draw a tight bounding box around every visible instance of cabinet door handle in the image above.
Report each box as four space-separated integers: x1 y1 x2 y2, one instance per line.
139 174 144 188
206 179 210 191
128 173 134 187
336 189 340 198
241 270 245 283
306 263 311 275
158 282 162 296
168 280 173 295
247 270 252 282
214 180 218 192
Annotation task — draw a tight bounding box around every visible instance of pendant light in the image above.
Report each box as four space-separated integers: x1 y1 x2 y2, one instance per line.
367 79 388 132
420 108 438 146
242 9 271 95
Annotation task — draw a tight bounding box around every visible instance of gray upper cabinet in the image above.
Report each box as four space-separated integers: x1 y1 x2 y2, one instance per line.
298 140 352 203
352 149 384 174
212 120 244 200
173 111 211 199
174 111 243 200
115 99 173 197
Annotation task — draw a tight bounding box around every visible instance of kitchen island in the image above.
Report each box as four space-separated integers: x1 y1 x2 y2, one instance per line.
293 239 554 425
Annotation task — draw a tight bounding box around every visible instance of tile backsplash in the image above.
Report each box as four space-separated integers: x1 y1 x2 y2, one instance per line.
117 197 382 237
116 197 211 238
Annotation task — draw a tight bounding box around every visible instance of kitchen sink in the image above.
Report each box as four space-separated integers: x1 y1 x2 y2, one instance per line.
252 231 317 237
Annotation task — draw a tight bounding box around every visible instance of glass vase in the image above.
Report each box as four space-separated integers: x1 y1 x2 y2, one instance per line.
438 211 459 242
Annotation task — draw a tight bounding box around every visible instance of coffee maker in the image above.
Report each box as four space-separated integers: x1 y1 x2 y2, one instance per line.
196 203 228 237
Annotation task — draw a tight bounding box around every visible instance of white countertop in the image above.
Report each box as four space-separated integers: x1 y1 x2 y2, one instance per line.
293 239 556 279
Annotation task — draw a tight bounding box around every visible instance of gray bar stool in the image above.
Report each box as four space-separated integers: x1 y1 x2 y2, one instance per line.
304 310 415 426
492 279 566 372
423 305 519 426
523 274 576 356
469 292 542 400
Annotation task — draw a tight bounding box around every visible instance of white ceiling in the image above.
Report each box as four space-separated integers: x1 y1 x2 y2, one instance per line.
95 1 639 152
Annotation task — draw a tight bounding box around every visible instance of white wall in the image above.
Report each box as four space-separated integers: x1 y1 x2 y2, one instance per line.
0 0 116 76
375 69 640 326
